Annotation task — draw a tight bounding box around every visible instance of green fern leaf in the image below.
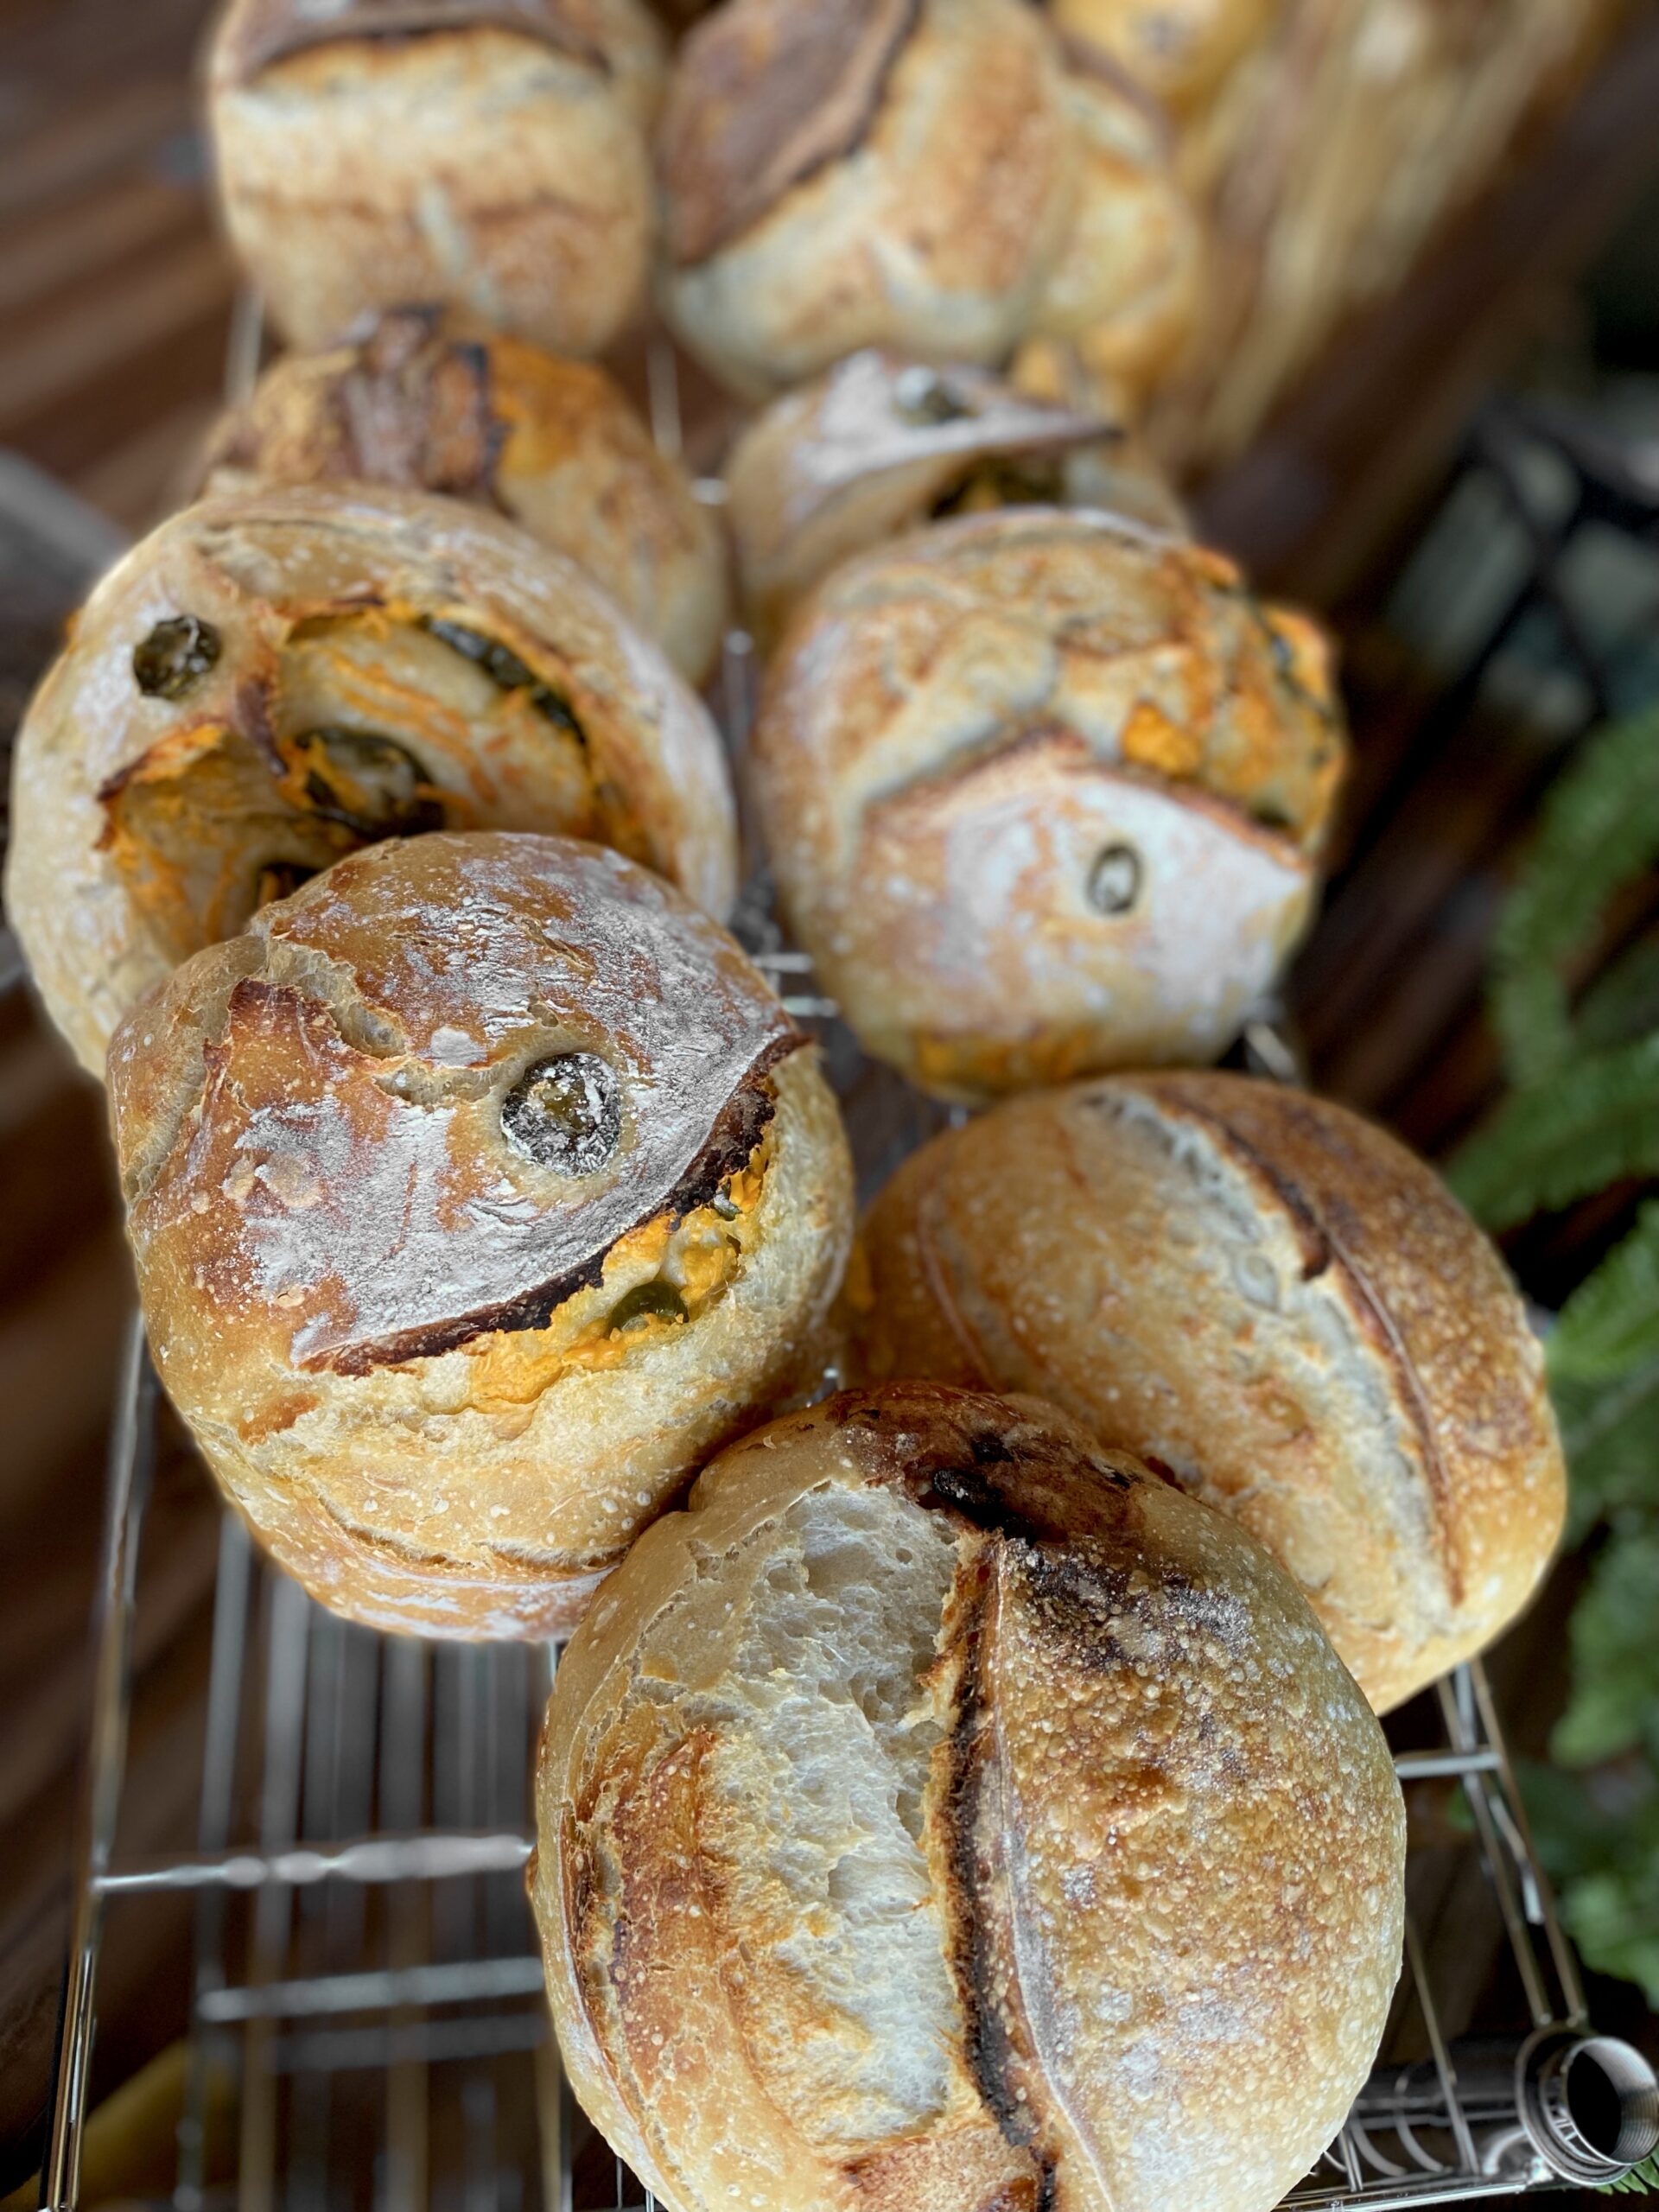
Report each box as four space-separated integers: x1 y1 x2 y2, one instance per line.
1606 2154 1659 2195
1550 1204 1659 1383
1447 1035 1659 1230
1580 933 1659 1055
1553 1522 1659 1768
1554 1366 1659 1541
1489 711 1659 1087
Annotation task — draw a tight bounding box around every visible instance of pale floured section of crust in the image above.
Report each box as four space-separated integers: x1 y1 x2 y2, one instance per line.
534 1382 1404 2212
4 482 736 1075
850 1075 1565 1710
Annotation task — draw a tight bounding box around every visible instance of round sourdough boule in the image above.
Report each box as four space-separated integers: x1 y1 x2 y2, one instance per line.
106 832 854 1640
849 1074 1568 1712
207 0 666 353
656 0 1077 398
5 481 737 1076
749 507 1346 1101
722 349 1187 648
198 308 730 684
532 1379 1405 2212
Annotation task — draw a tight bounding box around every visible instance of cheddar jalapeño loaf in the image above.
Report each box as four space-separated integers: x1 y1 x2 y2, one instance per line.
207 0 667 354
851 1073 1567 1712
5 483 737 1075
533 1382 1406 2212
198 308 730 686
751 506 1345 1101
105 833 853 1639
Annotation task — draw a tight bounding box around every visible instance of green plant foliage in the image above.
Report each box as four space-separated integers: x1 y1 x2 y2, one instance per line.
1464 709 1659 2057
1552 1522 1659 1768
1549 1205 1659 1538
1605 2154 1659 2196
1447 1033 1659 1230
1487 709 1659 1087
1580 935 1659 1057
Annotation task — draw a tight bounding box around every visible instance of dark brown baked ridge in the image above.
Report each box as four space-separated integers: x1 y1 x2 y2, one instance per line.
206 308 508 502
659 0 919 265
220 0 614 81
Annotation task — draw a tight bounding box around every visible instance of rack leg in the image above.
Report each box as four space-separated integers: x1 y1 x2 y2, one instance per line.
40 1315 156 2212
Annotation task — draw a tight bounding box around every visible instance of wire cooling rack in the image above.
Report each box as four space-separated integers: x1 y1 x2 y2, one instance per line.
18 319 1659 2210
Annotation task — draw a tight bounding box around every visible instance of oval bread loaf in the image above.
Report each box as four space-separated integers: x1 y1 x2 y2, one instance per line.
533 1379 1405 2212
850 1073 1567 1710
106 832 852 1638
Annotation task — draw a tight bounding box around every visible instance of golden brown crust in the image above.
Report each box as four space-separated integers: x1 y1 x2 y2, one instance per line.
533 1380 1405 2212
108 832 855 1640
4 481 737 1075
658 0 919 264
849 1076 1567 1710
750 507 1344 1100
208 0 665 353
1048 0 1276 116
199 310 730 683
657 0 1075 397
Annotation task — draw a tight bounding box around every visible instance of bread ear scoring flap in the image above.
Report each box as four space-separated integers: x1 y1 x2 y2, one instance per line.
659 0 921 264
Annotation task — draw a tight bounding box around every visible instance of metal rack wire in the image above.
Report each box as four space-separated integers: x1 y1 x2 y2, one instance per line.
19 322 1659 2210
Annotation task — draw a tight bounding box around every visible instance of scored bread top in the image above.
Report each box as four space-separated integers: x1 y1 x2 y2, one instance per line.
108 833 798 1379
658 0 920 264
216 0 623 79
850 1075 1567 1711
535 1380 1405 2212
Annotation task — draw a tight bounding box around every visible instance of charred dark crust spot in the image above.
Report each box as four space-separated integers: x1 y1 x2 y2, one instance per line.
316 1032 799 1376
223 1 613 85
330 314 511 502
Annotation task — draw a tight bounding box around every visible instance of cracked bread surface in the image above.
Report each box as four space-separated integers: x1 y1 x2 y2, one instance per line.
850 1074 1566 1710
5 481 737 1075
106 832 852 1638
533 1380 1405 2212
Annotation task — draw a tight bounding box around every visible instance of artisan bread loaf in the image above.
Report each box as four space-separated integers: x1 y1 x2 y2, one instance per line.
656 0 1078 397
207 0 665 353
723 349 1186 648
851 1073 1567 1711
5 482 736 1075
199 308 729 685
533 1379 1405 2212
749 507 1345 1100
106 832 852 1638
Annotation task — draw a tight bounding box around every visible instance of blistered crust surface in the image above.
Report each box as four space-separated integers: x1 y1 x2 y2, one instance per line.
534 1382 1405 2212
